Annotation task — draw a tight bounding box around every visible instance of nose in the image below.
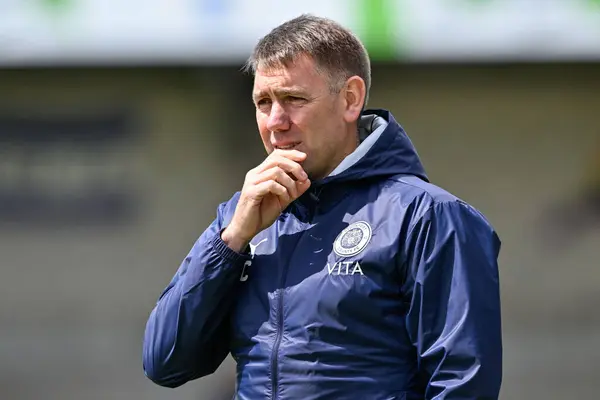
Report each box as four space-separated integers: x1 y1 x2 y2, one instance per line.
266 101 290 132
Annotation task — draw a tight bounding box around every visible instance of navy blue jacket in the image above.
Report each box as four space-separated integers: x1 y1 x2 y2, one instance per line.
143 109 503 399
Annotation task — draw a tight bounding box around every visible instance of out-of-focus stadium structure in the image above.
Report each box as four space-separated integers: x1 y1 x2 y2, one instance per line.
0 2 598 400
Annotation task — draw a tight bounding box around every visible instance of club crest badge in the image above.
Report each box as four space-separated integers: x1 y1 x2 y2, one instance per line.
333 221 372 257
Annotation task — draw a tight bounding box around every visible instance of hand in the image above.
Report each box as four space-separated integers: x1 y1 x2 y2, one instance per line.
221 150 311 252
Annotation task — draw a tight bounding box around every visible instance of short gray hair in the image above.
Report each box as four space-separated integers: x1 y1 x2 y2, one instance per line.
243 14 371 106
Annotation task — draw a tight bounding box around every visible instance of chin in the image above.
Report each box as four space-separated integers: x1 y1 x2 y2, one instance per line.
304 167 324 182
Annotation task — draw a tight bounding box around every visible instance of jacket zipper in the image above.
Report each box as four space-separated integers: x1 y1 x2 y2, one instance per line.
270 199 319 400
270 290 285 400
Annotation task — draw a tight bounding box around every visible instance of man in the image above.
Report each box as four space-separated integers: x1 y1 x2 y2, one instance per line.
143 14 502 400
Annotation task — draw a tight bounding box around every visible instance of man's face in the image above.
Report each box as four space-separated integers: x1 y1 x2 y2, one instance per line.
252 55 356 181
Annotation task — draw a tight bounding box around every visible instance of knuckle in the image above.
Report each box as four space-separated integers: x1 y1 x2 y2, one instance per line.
247 184 260 194
268 168 279 180
277 168 287 179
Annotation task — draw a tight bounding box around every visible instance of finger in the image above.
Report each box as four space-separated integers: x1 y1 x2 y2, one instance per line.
252 180 291 205
254 167 298 199
271 149 307 162
258 155 308 182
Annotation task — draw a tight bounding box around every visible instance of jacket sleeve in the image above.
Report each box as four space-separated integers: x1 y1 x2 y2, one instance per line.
142 197 250 388
402 200 502 399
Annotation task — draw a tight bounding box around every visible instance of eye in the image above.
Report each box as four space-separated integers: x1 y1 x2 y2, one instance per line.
286 96 306 104
256 98 272 110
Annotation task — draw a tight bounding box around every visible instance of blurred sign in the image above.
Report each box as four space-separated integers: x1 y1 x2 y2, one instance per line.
0 0 599 65
399 0 600 61
0 110 141 226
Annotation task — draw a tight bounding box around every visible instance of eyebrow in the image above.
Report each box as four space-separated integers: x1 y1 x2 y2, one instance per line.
252 88 307 102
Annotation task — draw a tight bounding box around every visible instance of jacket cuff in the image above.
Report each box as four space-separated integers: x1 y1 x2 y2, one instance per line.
210 230 251 264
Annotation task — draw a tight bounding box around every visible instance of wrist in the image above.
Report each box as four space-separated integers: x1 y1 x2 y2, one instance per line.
221 225 251 253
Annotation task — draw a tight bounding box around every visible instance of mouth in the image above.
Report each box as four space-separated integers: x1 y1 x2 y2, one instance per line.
274 142 301 151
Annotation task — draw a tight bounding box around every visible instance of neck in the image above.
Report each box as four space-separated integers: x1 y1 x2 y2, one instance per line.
317 123 359 180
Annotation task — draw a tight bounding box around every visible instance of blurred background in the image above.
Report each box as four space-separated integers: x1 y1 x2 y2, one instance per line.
0 1 599 399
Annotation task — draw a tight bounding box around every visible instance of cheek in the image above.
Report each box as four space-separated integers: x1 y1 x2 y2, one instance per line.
256 118 272 151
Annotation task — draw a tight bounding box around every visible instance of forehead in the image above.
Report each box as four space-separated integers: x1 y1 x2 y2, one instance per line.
252 56 329 97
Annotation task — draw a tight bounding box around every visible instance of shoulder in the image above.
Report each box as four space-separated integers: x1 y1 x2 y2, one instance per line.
381 174 462 216
386 174 459 205
382 175 496 233
382 177 501 274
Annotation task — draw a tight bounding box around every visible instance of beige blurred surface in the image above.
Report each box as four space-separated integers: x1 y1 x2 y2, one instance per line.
0 64 598 399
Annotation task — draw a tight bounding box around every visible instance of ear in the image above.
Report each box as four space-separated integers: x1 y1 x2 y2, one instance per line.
342 76 367 123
